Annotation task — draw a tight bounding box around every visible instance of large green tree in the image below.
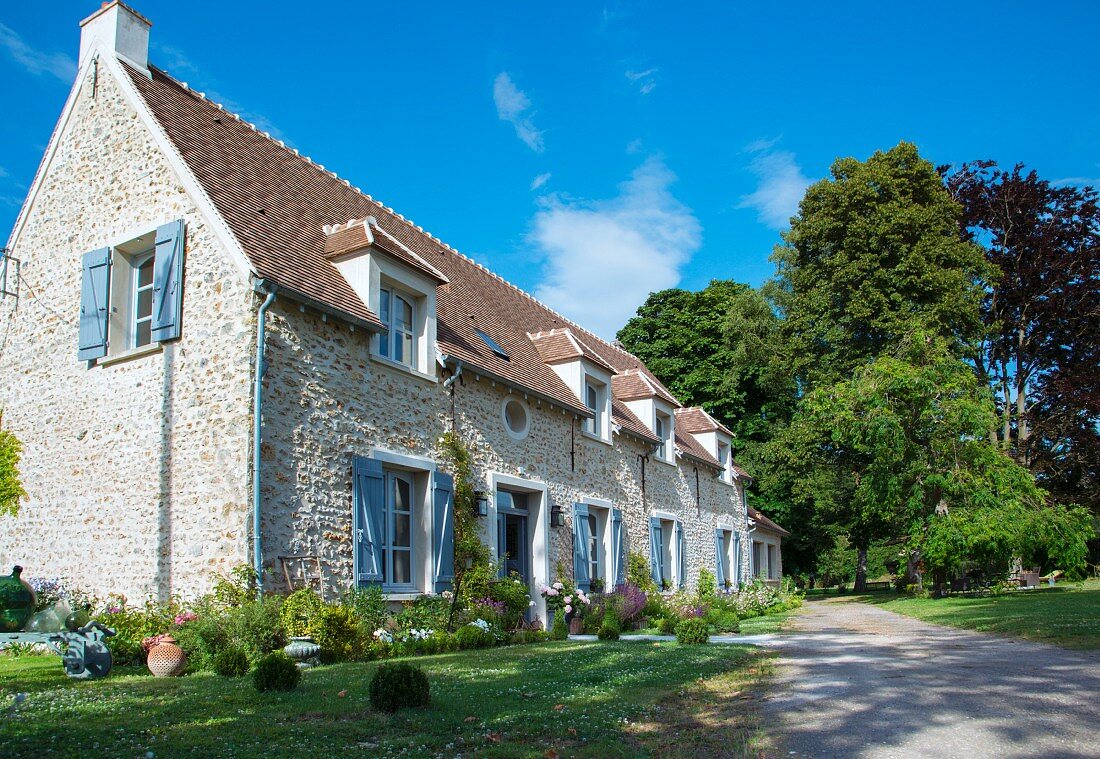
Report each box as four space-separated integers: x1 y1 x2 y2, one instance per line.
770 142 989 389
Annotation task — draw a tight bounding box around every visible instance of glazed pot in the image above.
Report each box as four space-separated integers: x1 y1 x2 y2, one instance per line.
284 636 321 668
0 565 36 633
146 635 187 677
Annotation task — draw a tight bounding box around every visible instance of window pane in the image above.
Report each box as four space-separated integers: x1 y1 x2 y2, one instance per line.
400 332 413 365
397 296 413 330
137 257 154 287
135 320 151 348
392 550 411 584
393 513 411 548
586 383 597 410
380 289 390 323
394 478 411 512
136 286 153 320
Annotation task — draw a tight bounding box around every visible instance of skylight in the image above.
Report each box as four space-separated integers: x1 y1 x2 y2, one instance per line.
476 329 509 360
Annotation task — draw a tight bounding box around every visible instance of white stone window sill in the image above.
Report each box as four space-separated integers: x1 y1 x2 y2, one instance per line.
580 429 612 446
653 455 676 468
370 353 438 384
383 591 446 602
96 342 162 367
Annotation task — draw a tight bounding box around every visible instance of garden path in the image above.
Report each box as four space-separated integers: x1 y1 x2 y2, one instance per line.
760 599 1100 758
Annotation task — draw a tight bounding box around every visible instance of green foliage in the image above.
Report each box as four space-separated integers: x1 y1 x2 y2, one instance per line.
627 551 657 593
657 617 677 635
454 623 495 650
509 629 550 645
0 425 27 518
597 616 621 640
487 573 532 630
438 431 492 584
96 596 182 665
697 567 717 600
309 604 366 663
252 652 300 692
213 646 250 677
225 597 286 662
280 589 325 638
675 617 710 644
210 566 259 608
550 613 568 641
705 608 740 633
394 596 451 636
172 614 229 671
369 662 430 712
341 584 389 633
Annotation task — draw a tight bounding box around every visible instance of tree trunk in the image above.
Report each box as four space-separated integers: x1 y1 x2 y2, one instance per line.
906 550 923 589
854 544 868 592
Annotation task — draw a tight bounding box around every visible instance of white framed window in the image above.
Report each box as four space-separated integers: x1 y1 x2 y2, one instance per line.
379 286 417 368
717 440 733 483
502 397 531 440
655 409 674 462
384 470 416 591
752 540 765 579
130 251 155 349
582 375 609 440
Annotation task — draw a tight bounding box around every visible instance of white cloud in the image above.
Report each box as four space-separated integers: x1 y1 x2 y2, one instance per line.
625 67 659 95
493 72 545 153
530 173 552 191
0 22 75 82
1052 176 1100 187
0 165 8 179
530 157 701 338
737 141 813 229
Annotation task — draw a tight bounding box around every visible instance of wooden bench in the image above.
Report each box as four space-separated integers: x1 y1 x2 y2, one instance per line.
863 581 892 591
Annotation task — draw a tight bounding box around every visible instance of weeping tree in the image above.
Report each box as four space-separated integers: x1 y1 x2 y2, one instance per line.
780 333 1091 589
0 416 27 518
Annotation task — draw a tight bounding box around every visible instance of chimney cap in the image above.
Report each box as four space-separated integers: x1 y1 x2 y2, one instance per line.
78 1 152 73
80 1 152 30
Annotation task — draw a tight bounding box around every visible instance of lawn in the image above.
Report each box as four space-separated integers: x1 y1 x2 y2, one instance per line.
0 641 772 758
863 579 1100 649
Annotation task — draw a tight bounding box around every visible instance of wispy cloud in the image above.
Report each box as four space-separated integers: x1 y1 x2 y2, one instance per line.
530 157 701 338
530 173 552 191
737 140 813 229
151 42 289 145
625 67 659 95
493 72 545 153
0 22 75 82
1052 176 1100 188
0 165 8 179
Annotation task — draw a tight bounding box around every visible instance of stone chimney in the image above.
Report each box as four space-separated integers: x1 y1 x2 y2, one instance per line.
79 2 151 71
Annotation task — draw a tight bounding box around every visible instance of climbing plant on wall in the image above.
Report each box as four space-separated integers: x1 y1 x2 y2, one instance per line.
438 431 491 581
0 413 27 518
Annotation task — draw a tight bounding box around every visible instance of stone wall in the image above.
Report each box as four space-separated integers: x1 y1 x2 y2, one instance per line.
259 301 752 599
0 63 255 602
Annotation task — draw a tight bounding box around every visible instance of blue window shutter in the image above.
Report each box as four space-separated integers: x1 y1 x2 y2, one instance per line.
733 533 742 589
572 503 591 592
151 219 185 342
496 511 507 578
649 517 663 586
432 471 455 593
352 456 385 584
77 247 111 361
611 508 625 587
677 522 686 589
715 530 725 588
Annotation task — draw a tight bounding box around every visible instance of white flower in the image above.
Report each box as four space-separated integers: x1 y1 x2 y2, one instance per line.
373 628 393 643
553 582 564 590
441 590 454 600
563 595 573 604
469 618 490 632
564 605 573 614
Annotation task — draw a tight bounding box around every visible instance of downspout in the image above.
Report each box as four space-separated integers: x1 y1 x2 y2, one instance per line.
252 281 277 595
443 360 462 432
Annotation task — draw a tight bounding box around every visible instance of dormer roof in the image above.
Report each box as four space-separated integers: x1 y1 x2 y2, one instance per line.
675 407 733 437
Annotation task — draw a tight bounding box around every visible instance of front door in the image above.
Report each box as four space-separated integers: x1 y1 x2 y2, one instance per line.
504 513 529 585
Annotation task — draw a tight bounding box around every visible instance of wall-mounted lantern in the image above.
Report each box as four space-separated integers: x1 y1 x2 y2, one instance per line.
550 502 566 528
473 491 490 517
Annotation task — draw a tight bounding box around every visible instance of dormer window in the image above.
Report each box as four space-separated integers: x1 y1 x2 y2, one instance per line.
717 440 733 483
584 377 606 437
379 286 416 367
655 410 674 462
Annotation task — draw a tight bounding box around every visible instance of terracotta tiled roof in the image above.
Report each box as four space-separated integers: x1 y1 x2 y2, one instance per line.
122 62 688 423
675 407 733 437
674 431 722 469
528 329 616 374
749 507 790 537
323 218 448 284
611 369 679 406
612 400 660 444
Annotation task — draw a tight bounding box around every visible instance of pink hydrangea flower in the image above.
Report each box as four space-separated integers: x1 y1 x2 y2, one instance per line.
563 595 572 604
564 605 573 614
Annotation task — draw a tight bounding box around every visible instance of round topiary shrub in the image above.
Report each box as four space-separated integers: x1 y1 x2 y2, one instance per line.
597 619 620 641
550 614 568 641
657 617 677 636
369 662 430 712
675 617 710 645
252 651 301 692
213 646 250 677
455 623 494 650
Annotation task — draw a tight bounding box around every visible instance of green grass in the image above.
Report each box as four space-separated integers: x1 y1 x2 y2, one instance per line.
862 579 1100 649
0 642 773 758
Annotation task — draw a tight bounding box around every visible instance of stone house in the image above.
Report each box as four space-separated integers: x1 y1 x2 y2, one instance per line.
0 3 788 623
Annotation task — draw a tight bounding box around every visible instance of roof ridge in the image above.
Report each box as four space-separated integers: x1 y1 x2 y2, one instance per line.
158 64 661 388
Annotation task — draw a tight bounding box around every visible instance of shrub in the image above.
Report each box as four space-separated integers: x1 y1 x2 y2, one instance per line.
707 609 740 633
395 596 451 636
642 591 667 622
697 567 717 600
341 584 389 633
310 604 366 663
657 617 677 636
280 589 325 638
627 551 657 593
510 629 549 644
226 597 286 661
455 622 495 650
614 583 647 627
597 617 620 641
252 652 301 692
675 617 710 644
369 663 430 712
213 646 250 677
211 566 259 609
173 613 230 671
489 572 533 630
96 596 180 666
550 613 568 641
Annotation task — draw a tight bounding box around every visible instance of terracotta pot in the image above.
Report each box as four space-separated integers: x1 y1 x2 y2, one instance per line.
147 635 187 677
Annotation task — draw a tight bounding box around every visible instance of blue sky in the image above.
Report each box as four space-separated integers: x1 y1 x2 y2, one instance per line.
2 2 1098 337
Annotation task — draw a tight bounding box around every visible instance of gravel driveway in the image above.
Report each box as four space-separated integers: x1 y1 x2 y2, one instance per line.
761 599 1100 758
